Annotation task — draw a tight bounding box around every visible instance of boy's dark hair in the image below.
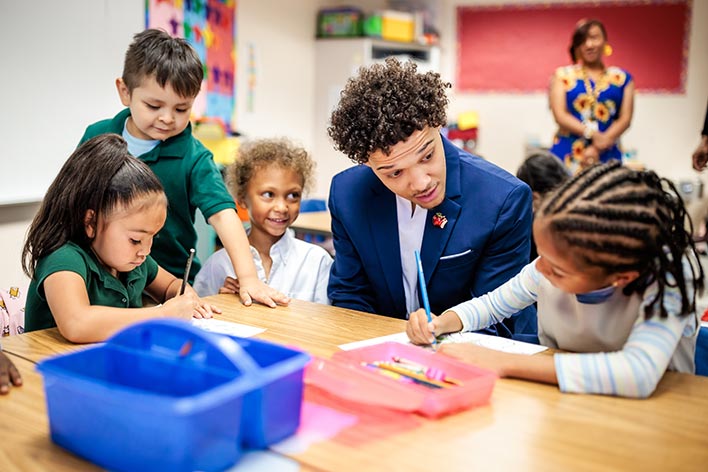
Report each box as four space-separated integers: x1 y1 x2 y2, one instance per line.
517 151 571 195
122 28 203 98
227 138 315 204
22 134 165 278
539 161 704 318
570 19 607 63
328 57 451 165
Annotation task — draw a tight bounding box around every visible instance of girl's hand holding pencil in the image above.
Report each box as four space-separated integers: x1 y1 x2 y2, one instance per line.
162 249 221 319
406 308 440 346
162 291 204 320
406 307 464 346
169 247 220 319
163 287 220 320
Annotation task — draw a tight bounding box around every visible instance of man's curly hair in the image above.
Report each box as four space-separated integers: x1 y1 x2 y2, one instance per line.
227 137 315 204
328 57 451 165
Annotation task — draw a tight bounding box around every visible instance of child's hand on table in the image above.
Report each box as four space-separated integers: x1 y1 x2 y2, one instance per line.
0 352 22 394
219 276 240 294
439 343 511 377
236 275 290 308
185 285 221 319
406 308 440 345
163 288 220 320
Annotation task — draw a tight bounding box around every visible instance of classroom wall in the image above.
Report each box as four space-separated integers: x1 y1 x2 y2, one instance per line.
0 0 144 290
234 0 319 148
438 0 708 183
0 204 39 292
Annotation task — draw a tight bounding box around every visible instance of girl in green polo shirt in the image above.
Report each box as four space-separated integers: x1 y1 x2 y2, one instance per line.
22 134 219 343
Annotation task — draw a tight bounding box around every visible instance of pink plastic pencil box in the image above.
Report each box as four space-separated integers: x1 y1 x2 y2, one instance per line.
305 342 497 419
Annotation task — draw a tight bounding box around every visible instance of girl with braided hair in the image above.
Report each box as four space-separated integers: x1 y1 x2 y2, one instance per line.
406 161 704 398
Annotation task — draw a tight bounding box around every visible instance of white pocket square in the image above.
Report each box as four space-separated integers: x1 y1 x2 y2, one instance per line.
439 249 473 260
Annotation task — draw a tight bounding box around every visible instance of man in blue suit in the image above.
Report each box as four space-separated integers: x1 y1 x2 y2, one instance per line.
327 58 536 338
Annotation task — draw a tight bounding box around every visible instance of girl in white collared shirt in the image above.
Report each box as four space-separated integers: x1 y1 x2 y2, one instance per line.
194 138 332 304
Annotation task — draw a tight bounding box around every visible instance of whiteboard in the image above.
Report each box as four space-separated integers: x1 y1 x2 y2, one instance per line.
0 0 143 204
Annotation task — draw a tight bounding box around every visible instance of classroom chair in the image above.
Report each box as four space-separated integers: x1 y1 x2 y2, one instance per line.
296 199 334 256
300 198 327 213
299 198 327 244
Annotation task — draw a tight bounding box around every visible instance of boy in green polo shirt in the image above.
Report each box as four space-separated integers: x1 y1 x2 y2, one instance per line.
79 29 288 308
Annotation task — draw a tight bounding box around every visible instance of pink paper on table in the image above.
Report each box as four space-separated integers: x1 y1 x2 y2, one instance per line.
270 401 358 454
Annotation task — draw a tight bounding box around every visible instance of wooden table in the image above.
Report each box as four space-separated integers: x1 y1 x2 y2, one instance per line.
290 211 331 237
0 353 102 471
2 297 708 471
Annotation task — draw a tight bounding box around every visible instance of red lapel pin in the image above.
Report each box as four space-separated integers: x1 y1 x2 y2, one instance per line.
432 212 447 229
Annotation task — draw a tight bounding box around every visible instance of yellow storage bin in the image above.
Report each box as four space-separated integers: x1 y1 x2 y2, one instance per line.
193 121 240 166
381 10 415 43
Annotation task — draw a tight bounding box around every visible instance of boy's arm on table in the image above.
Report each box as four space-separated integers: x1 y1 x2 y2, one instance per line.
207 209 289 307
44 270 207 343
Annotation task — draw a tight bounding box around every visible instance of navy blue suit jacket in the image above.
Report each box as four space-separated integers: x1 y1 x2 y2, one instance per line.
327 136 536 337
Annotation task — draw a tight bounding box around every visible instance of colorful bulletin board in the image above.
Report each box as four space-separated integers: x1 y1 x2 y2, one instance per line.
146 0 237 131
456 0 691 93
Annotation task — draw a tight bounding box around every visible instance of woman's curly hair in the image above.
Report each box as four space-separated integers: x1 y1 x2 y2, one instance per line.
227 137 315 204
328 57 451 165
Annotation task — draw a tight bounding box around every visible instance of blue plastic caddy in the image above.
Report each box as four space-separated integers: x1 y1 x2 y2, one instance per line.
228 336 310 448
36 319 309 472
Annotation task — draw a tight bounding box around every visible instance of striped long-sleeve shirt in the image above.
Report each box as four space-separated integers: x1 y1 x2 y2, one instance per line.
447 259 699 398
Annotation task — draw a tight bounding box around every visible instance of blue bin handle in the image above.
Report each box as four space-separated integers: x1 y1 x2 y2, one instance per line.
106 319 261 375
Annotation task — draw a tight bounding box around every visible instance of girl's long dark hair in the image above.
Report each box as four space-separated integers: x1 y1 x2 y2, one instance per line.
539 161 704 318
22 134 165 278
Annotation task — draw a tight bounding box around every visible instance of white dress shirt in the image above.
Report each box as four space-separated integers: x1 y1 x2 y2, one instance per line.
396 195 428 315
193 229 333 304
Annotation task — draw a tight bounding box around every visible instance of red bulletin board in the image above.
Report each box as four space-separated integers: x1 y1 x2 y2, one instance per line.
456 0 691 93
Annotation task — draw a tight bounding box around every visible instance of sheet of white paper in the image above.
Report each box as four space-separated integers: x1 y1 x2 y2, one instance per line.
339 331 547 355
438 332 548 355
191 318 265 338
338 332 411 351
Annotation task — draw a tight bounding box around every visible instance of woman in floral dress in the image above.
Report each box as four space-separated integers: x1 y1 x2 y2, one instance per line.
549 19 635 173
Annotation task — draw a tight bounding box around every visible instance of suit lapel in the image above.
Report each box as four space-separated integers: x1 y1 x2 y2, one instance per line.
421 135 463 284
421 199 461 283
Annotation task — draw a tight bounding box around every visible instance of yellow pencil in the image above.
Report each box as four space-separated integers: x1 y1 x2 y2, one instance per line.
373 362 452 388
391 356 463 386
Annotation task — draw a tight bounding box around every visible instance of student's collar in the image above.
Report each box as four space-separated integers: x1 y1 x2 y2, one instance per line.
575 285 617 304
69 241 145 287
111 108 192 163
247 229 294 263
270 229 295 264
